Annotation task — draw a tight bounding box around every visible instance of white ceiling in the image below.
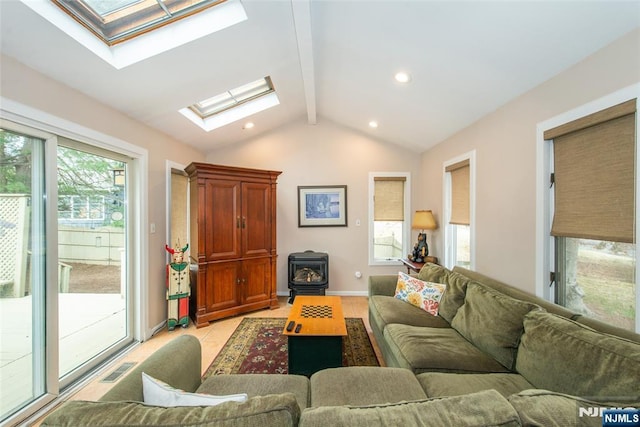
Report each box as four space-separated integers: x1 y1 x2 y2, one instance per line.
1 1 639 153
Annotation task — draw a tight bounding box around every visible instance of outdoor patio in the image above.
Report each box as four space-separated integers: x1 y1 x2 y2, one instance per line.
0 293 126 418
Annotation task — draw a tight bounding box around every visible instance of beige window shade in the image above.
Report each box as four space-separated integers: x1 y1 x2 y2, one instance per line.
544 99 636 140
374 177 405 221
551 102 636 243
446 160 470 226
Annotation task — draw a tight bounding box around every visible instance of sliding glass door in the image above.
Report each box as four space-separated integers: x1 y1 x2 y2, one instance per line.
0 121 137 424
57 143 131 383
0 127 48 421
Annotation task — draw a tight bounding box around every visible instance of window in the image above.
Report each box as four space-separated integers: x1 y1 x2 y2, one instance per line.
51 0 225 46
548 99 637 332
23 0 247 69
444 152 475 269
189 77 275 118
179 77 280 131
58 195 106 220
369 173 411 265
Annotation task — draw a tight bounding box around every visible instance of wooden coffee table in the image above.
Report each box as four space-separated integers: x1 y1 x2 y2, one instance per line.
283 296 347 376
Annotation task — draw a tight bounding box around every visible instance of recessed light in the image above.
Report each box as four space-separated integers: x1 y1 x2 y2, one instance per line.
369 120 378 128
243 122 255 129
394 72 411 83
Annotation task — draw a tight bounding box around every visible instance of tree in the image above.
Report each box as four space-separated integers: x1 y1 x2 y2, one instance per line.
57 146 125 227
1 130 125 227
0 130 32 194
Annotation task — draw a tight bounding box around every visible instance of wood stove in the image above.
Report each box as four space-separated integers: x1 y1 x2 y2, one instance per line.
288 251 329 303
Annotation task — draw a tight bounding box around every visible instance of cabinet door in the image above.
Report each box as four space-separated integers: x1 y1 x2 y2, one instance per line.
204 179 241 260
242 257 271 305
241 182 271 257
203 261 241 312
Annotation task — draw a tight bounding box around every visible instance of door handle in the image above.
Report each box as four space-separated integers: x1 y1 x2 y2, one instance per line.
242 217 246 229
236 216 241 228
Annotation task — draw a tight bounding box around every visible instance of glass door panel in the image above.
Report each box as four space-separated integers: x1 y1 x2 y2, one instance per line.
0 129 46 421
57 145 128 378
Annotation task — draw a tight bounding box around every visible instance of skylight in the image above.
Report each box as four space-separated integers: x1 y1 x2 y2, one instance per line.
51 0 225 46
190 77 275 118
23 0 247 68
179 77 280 132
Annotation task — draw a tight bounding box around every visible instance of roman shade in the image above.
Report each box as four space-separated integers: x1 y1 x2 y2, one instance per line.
547 99 636 243
446 160 470 226
374 177 405 221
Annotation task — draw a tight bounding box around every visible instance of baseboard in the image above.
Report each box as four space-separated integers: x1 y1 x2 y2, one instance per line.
277 290 368 297
326 290 368 297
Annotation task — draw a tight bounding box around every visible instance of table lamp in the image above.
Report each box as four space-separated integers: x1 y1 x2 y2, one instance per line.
409 210 437 262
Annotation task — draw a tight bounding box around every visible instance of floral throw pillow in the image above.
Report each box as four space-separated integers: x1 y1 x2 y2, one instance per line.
394 271 447 316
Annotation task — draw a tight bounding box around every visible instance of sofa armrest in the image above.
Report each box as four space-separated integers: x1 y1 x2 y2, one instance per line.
368 275 398 297
99 335 202 402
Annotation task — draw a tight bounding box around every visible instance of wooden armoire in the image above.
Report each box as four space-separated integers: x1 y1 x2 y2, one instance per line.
185 162 281 328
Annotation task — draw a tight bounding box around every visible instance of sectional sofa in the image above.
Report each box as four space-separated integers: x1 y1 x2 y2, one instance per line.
42 264 640 426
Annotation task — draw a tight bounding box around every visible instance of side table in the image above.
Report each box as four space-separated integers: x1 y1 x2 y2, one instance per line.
400 257 438 274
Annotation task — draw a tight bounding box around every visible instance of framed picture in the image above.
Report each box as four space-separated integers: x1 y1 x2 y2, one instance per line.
298 185 347 227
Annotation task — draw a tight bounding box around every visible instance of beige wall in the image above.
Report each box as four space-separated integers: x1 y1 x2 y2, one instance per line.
0 54 206 334
420 28 640 294
2 26 637 331
206 119 422 295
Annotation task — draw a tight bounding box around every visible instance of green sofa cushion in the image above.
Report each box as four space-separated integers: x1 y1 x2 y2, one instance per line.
451 282 541 370
369 295 450 329
416 372 534 398
508 389 640 427
309 367 427 407
515 311 640 398
423 268 469 323
100 335 202 402
383 323 509 374
299 389 521 427
197 374 310 409
417 262 451 284
452 267 578 319
41 393 301 427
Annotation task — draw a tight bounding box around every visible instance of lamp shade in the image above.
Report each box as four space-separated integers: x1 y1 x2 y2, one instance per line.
412 210 437 230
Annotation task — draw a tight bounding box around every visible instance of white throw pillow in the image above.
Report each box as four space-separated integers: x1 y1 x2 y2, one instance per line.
142 372 248 407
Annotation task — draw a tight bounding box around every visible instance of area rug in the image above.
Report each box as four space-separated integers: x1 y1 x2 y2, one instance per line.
203 317 379 378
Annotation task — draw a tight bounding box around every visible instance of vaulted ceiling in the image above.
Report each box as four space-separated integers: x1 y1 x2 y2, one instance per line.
1 1 639 153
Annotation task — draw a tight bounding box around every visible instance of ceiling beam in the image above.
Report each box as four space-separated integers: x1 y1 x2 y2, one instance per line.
291 0 317 125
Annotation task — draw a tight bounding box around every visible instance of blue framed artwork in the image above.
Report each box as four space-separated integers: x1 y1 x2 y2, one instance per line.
298 185 347 227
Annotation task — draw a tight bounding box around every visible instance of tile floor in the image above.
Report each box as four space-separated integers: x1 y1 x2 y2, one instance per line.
32 296 382 425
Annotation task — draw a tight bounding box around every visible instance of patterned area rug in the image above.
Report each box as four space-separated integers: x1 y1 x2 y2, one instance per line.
203 317 379 378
